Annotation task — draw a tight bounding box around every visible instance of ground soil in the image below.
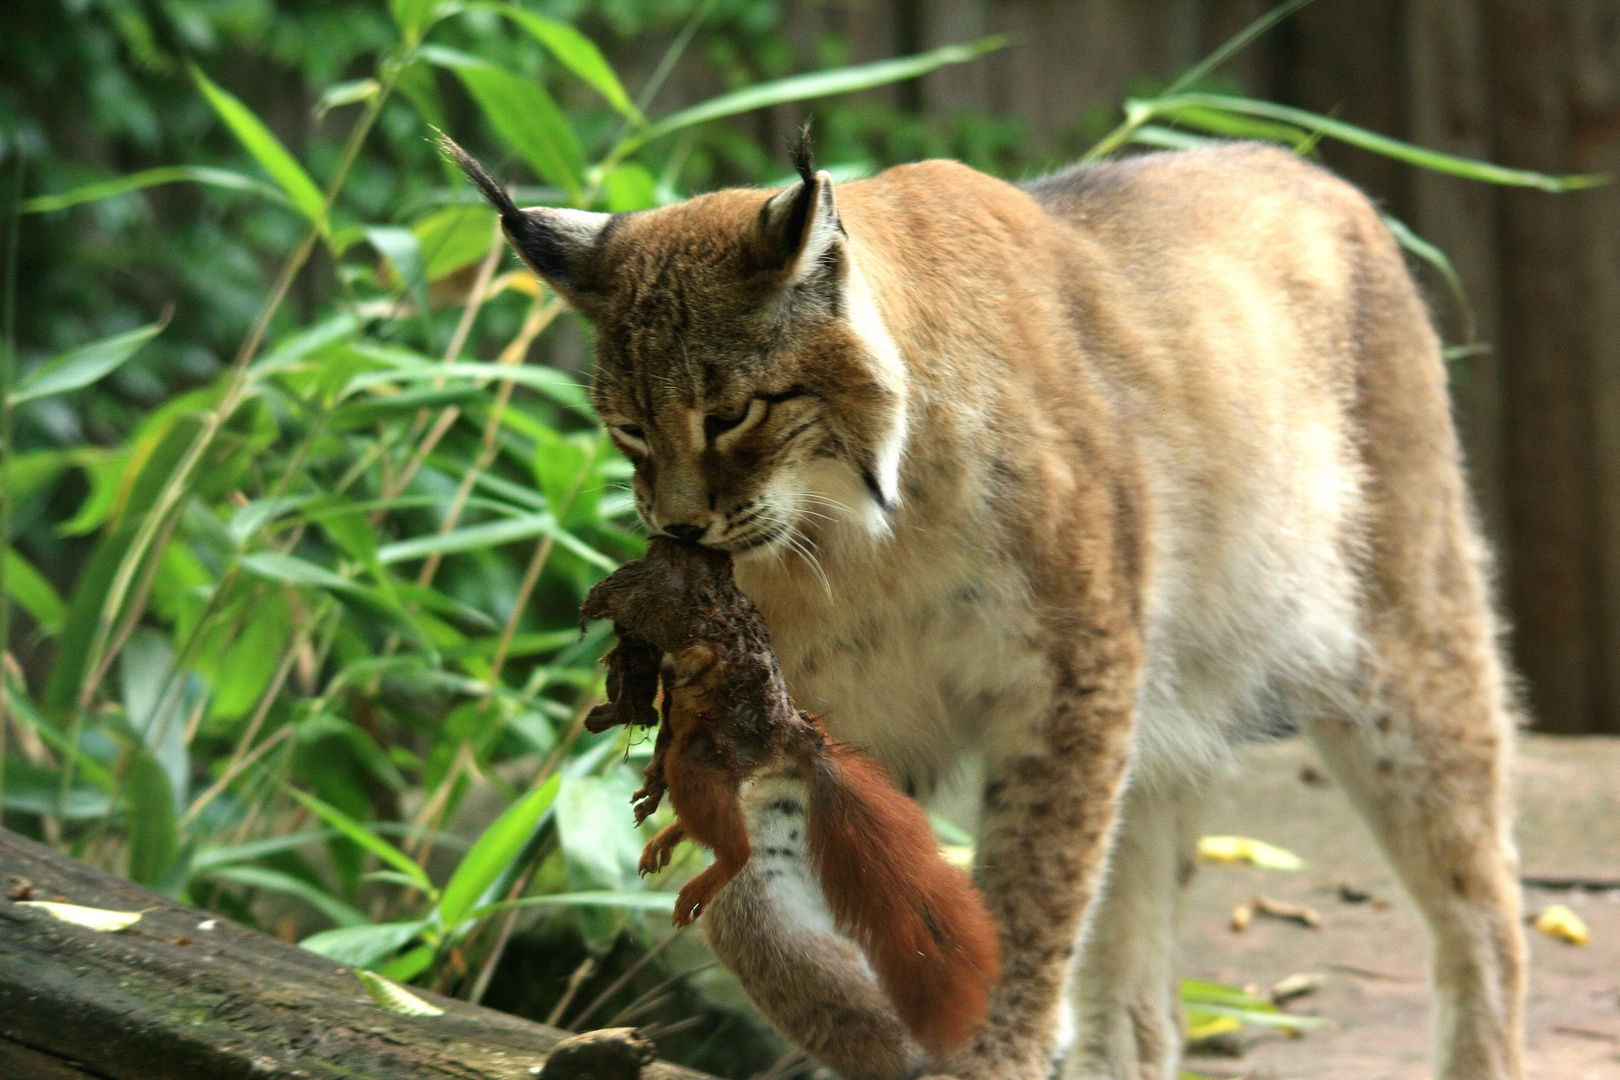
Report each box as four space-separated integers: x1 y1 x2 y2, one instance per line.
1179 733 1620 1080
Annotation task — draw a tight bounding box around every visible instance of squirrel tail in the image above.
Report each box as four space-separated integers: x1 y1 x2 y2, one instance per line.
805 741 1002 1061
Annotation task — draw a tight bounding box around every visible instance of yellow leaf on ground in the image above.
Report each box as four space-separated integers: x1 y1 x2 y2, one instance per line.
1185 1014 1243 1040
1197 835 1304 871
1534 904 1590 946
16 901 147 932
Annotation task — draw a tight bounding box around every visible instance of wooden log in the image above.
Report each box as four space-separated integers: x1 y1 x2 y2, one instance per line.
0 828 716 1080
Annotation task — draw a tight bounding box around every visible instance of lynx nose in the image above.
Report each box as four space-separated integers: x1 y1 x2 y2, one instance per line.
663 523 707 543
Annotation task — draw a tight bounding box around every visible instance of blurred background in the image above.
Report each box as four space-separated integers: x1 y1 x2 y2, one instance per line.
1 1 1617 1077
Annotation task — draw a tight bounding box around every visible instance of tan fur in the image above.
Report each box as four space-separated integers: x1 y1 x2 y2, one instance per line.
470 142 1525 1080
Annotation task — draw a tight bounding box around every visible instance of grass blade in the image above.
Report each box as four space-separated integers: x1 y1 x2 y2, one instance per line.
287 787 435 894
208 864 370 928
436 774 561 929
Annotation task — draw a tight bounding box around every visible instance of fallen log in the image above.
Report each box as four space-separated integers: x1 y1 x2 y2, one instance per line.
0 827 716 1080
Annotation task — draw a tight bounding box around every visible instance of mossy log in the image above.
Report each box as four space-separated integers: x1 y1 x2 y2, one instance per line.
0 828 716 1080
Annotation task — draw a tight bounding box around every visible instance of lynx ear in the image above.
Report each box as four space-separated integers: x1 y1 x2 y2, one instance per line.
759 150 845 288
438 134 609 310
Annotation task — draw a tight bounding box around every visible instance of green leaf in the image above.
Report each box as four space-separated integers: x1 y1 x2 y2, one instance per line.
412 205 499 282
2 757 110 819
239 551 358 592
193 65 328 229
192 829 337 871
615 37 1005 160
466 890 679 921
341 361 590 414
4 549 67 634
479 3 643 123
300 919 429 967
287 788 435 894
390 0 446 46
376 512 615 573
380 944 436 983
10 318 167 405
436 774 560 930
448 63 585 198
603 163 657 212
121 629 190 817
367 225 430 316
21 166 290 214
208 864 370 928
1382 213 1469 314
1144 93 1609 192
316 79 381 120
555 773 645 892
357 969 445 1016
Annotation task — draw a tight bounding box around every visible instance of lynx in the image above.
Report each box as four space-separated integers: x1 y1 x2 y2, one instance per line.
449 135 1525 1080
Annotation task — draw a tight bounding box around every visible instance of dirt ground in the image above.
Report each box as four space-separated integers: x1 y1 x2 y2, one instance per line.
1180 734 1620 1080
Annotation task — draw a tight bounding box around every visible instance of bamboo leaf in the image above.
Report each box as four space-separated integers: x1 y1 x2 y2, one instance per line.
478 3 642 124
126 751 179 887
1145 93 1610 192
376 513 616 572
438 59 584 198
239 551 358 592
436 774 560 930
341 361 590 413
466 890 679 921
10 318 167 405
21 166 290 214
208 864 370 928
193 65 329 229
300 919 430 967
615 37 1004 160
390 0 448 46
287 788 435 893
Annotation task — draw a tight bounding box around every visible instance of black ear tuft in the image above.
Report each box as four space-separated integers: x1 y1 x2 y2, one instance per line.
435 131 520 224
789 121 815 185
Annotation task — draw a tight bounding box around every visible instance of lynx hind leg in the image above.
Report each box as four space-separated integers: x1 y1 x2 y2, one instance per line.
1301 648 1524 1080
1065 773 1207 1080
702 775 927 1080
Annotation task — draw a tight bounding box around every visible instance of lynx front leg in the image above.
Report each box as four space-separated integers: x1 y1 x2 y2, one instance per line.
950 659 1139 1080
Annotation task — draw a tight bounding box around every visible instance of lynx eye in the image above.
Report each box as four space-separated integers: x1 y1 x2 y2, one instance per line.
705 398 767 444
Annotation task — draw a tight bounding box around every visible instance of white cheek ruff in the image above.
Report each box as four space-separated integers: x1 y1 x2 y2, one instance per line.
844 257 908 525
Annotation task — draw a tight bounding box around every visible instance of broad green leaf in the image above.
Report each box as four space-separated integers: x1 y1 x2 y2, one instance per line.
446 63 585 198
1142 94 1609 192
207 864 370 928
555 773 644 892
479 3 642 123
287 788 434 893
239 551 357 592
300 919 429 967
227 495 317 547
193 65 328 229
4 549 67 634
21 166 290 214
317 79 381 119
412 205 499 282
380 945 436 983
10 319 166 405
367 225 430 316
253 313 363 375
126 750 179 887
357 969 445 1016
603 163 656 212
616 37 1005 159
207 591 290 721
121 629 190 816
436 774 560 929
16 902 146 932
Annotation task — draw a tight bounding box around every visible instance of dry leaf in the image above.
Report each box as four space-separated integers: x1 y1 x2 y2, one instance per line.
357 969 445 1016
16 901 147 932
1230 902 1253 932
1270 972 1325 1004
1534 904 1590 946
1198 835 1305 871
7 876 34 901
1252 894 1323 928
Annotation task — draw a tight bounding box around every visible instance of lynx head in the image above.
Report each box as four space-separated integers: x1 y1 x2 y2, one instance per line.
443 134 907 559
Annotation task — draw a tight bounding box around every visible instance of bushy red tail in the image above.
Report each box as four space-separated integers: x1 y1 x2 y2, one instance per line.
805 743 1001 1061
